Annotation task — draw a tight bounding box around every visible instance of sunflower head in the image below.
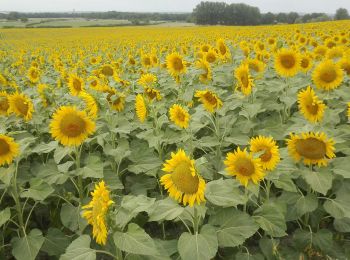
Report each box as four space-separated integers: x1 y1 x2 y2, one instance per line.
138 73 157 88
100 64 115 77
0 134 19 167
274 48 301 77
105 88 126 112
224 147 265 187
50 106 96 146
234 63 254 96
250 136 280 171
286 132 335 167
8 92 34 121
312 59 343 91
166 52 187 77
161 149 206 207
0 92 10 116
196 59 212 83
144 87 161 101
135 94 147 122
194 90 222 113
27 66 40 84
298 86 326 123
169 104 190 129
68 74 85 96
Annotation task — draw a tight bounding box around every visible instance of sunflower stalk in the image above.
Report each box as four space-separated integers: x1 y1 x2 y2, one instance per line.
193 206 200 234
74 145 84 203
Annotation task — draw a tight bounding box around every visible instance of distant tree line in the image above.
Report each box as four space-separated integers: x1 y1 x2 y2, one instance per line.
192 1 350 25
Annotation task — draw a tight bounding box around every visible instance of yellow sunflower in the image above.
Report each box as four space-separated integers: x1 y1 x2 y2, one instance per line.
274 48 301 77
0 134 19 167
169 104 190 129
297 86 326 123
245 58 265 75
105 89 125 112
0 92 10 115
160 149 206 207
50 106 96 146
37 83 49 108
166 52 187 78
0 74 8 87
100 64 115 77
234 63 254 96
224 147 265 187
79 92 98 119
194 90 222 113
312 60 343 90
87 76 101 90
250 136 280 171
82 181 114 245
204 49 217 64
68 74 85 96
216 38 230 60
135 94 147 122
338 57 350 76
300 54 313 73
144 87 161 101
8 92 34 121
138 73 157 88
27 66 40 84
196 59 212 83
286 132 335 167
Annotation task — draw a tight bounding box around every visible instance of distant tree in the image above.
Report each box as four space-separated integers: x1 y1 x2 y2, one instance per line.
20 17 28 23
287 12 299 24
261 12 275 24
276 13 288 23
335 8 349 20
193 1 227 25
6 12 20 21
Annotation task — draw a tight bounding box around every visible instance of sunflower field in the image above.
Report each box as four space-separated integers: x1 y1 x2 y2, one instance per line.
0 21 350 259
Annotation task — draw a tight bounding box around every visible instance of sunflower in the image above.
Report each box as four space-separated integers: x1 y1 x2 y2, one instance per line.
286 132 335 167
196 59 212 83
166 52 187 77
138 73 157 88
0 92 10 115
141 53 152 68
144 87 161 101
37 83 49 107
224 147 265 187
135 94 147 122
312 60 343 90
100 64 115 77
245 58 265 75
105 88 125 112
300 54 313 73
195 90 222 113
50 106 96 146
87 76 101 90
274 48 301 77
297 86 326 123
250 136 280 171
160 149 206 207
338 57 350 76
82 181 114 245
169 104 190 129
27 66 40 84
0 74 8 87
204 49 217 64
216 38 230 60
234 63 254 96
0 134 19 167
68 74 85 96
8 92 34 121
79 92 98 119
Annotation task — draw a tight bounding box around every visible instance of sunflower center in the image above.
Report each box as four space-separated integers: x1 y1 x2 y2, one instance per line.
0 139 10 156
235 158 255 176
0 97 9 112
60 114 86 137
172 161 199 194
206 53 216 63
91 80 97 87
15 98 29 116
204 92 217 106
241 73 249 88
176 110 185 122
219 45 227 55
172 57 184 71
280 54 296 69
102 66 113 76
73 79 82 91
143 57 151 66
301 58 309 68
306 103 319 115
320 68 336 83
31 70 38 79
295 138 326 159
259 148 272 162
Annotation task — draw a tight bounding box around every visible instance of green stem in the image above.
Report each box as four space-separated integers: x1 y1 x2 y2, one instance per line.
265 180 271 201
243 188 248 212
75 145 83 203
11 162 25 237
193 206 199 234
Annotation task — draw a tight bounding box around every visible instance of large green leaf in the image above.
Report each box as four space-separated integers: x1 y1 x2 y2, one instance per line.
60 235 96 260
0 207 11 227
302 168 333 195
205 178 247 207
177 225 218 260
41 228 71 257
209 207 258 247
60 203 87 232
78 155 104 179
20 178 54 201
148 197 184 222
11 229 45 260
113 223 159 256
295 193 318 217
324 181 350 219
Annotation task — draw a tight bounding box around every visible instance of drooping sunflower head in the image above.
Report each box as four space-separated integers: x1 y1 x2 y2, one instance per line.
250 136 280 171
138 73 157 88
194 90 222 113
8 92 34 121
82 180 114 245
50 106 96 147
135 94 147 122
27 66 40 84
79 91 98 119
169 104 190 129
166 52 187 77
160 149 206 207
274 48 301 77
224 147 265 187
286 132 335 167
297 86 326 123
0 134 19 167
234 63 254 96
312 59 343 91
105 88 126 112
144 87 161 101
216 38 230 58
68 74 85 96
196 59 212 83
0 92 10 116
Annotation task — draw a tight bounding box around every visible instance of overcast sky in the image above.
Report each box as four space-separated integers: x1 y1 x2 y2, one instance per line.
1 0 350 13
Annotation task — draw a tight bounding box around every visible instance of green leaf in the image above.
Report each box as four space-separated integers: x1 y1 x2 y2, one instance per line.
0 207 11 227
259 237 279 260
148 198 184 222
31 141 58 154
60 203 87 232
35 160 68 185
205 178 247 207
294 229 333 253
11 229 45 260
0 164 15 186
295 193 318 217
60 235 96 260
20 178 54 201
334 218 350 232
41 228 71 256
209 208 258 247
302 168 333 195
332 157 350 178
113 223 159 256
324 181 350 219
177 225 218 260
78 155 104 179
54 146 72 164
253 202 287 237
